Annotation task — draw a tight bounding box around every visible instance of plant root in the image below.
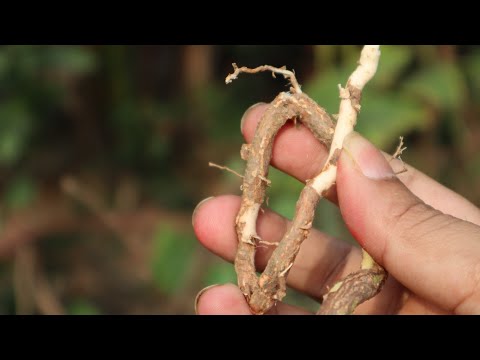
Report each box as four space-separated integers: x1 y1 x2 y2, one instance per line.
219 46 387 315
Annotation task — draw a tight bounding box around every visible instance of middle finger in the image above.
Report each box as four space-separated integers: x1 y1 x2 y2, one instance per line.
195 195 360 301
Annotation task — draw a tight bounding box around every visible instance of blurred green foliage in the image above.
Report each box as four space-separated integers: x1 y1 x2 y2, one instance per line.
0 45 479 314
3 175 36 210
151 225 198 294
67 299 101 315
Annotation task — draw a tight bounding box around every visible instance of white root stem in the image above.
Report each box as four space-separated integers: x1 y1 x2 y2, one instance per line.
310 45 381 195
308 46 385 309
238 203 261 246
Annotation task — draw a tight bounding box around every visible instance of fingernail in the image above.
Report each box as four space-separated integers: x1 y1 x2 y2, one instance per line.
195 284 220 315
343 132 395 180
192 196 214 227
240 102 266 132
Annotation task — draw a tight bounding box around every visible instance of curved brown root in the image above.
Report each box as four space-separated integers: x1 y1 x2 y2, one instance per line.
234 91 334 313
223 46 386 315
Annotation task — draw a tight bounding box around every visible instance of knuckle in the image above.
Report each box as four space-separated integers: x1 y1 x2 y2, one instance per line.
390 200 431 231
388 199 444 250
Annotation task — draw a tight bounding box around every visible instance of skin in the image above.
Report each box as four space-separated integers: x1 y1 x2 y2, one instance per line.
192 103 480 315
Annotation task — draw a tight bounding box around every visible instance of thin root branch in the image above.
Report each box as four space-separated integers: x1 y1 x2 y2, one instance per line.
258 240 279 247
208 162 244 179
279 263 294 277
225 63 302 94
258 175 271 186
391 136 407 160
390 136 408 175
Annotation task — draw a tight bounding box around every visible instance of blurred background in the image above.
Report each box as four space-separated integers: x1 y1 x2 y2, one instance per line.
0 45 479 314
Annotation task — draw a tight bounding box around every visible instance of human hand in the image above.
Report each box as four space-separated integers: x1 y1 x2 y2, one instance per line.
192 103 480 315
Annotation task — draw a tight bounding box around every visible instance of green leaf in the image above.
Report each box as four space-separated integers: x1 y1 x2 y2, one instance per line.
0 99 33 166
373 46 413 89
150 225 197 294
402 62 467 111
3 176 37 210
203 261 237 286
67 300 101 315
357 91 432 149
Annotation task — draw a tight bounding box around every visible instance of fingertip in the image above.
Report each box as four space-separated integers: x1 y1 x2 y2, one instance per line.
192 195 240 261
195 284 220 314
196 283 252 315
240 103 269 141
192 196 219 248
192 196 215 228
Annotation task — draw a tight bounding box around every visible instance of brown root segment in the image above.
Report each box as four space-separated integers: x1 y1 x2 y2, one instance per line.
317 265 387 315
249 186 320 313
234 92 334 313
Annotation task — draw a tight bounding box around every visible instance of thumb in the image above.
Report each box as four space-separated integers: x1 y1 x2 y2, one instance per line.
337 132 480 314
